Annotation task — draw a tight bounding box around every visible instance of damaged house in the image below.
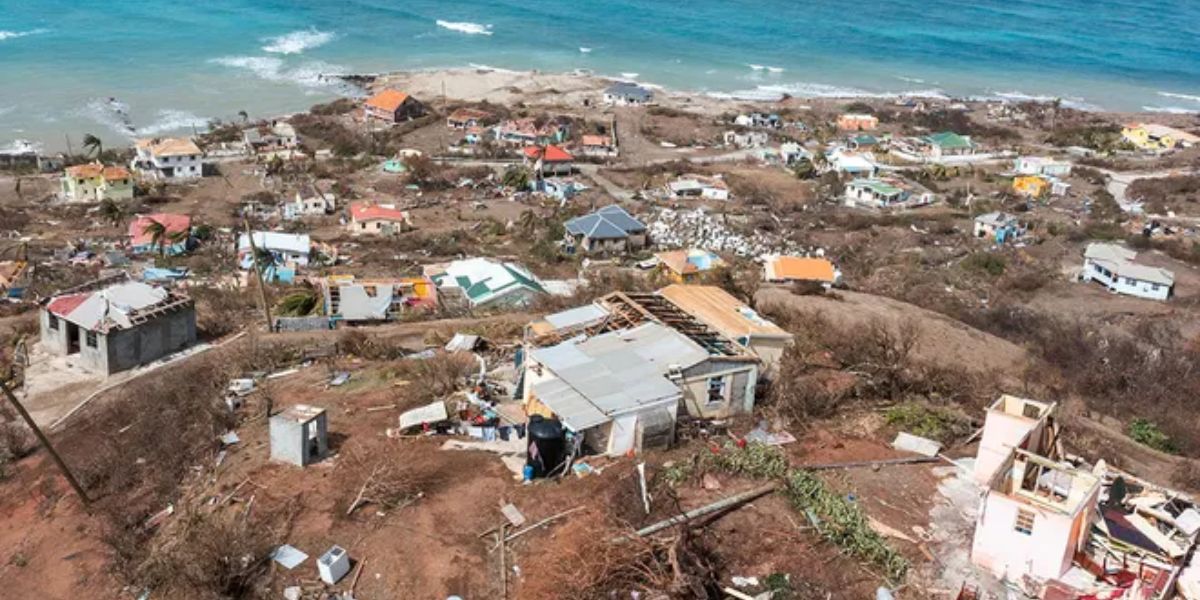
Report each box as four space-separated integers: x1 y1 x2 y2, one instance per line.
40 274 196 375
321 275 437 324
970 394 1200 599
425 257 546 310
520 290 766 456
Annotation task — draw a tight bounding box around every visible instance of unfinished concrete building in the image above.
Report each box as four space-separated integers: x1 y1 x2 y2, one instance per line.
39 275 196 375
269 405 328 467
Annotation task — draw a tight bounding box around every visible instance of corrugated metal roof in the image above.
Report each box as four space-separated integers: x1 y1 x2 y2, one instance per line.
530 323 706 430
544 303 609 329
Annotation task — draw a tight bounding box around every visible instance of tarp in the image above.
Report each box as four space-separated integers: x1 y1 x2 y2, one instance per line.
399 401 449 430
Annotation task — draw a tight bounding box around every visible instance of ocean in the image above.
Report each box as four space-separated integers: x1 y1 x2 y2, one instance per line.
2 0 1199 151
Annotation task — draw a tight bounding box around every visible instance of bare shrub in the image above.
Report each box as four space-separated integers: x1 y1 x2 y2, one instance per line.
519 517 722 600
387 352 478 406
133 507 286 600
338 442 447 516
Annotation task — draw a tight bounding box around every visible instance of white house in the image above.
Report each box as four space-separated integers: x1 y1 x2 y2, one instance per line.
425 257 546 310
844 177 935 210
602 82 653 106
131 137 203 181
1081 243 1174 301
284 182 336 219
237 232 311 269
826 148 878 177
779 142 812 166
1014 156 1072 178
666 175 730 201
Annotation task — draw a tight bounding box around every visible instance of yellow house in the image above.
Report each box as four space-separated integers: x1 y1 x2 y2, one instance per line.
1122 123 1200 152
61 162 134 203
1013 175 1049 198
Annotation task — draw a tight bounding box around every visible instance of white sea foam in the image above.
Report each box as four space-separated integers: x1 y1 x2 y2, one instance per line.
983 90 1098 111
748 64 766 71
467 63 519 74
579 47 592 53
0 28 48 42
895 75 926 84
1157 91 1200 104
210 56 349 89
78 97 137 138
137 109 210 136
766 66 784 74
620 72 639 79
262 28 335 55
1143 105 1198 115
714 81 950 102
436 20 492 35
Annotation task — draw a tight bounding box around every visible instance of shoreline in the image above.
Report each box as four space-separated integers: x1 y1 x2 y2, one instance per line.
5 66 1199 155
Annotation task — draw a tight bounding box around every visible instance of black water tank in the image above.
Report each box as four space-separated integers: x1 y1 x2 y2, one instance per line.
527 415 566 478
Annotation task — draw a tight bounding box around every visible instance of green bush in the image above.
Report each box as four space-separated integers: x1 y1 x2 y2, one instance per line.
1128 418 1178 454
884 403 971 444
962 252 1007 276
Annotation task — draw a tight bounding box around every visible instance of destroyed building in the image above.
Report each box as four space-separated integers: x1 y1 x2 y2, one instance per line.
520 289 769 456
321 275 437 324
970 394 1200 599
39 274 196 375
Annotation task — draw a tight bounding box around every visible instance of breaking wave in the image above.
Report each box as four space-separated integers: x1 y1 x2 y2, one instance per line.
137 109 210 136
748 64 785 74
210 55 349 89
0 28 48 42
711 81 949 102
436 20 493 35
1142 105 1198 115
579 47 592 53
1157 91 1200 104
262 28 335 55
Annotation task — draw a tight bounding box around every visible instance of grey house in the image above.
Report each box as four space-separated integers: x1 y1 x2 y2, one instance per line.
40 275 196 375
563 204 647 255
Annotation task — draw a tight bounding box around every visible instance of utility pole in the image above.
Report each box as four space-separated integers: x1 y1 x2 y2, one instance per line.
0 378 90 510
242 219 273 331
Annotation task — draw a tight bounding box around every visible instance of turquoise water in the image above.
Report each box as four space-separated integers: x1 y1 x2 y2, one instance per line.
2 0 1199 150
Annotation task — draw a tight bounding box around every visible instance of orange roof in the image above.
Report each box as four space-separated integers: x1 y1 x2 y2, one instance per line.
658 284 791 339
350 201 409 223
136 137 202 157
581 135 611 147
448 108 493 121
66 162 131 180
766 256 836 283
66 163 105 178
523 145 574 162
365 89 412 112
102 166 131 180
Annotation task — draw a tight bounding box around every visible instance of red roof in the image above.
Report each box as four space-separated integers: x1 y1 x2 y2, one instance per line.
350 201 409 222
47 293 90 318
128 213 191 246
525 145 574 162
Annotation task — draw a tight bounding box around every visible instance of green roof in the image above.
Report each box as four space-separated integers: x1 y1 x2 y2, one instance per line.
854 179 903 196
925 131 972 149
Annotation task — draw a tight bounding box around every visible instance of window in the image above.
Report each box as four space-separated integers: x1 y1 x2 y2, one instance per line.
1014 509 1035 535
707 377 727 405
85 331 97 348
1151 284 1160 291
1021 403 1041 419
48 315 59 330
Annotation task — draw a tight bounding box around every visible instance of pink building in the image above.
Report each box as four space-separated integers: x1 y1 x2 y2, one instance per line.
970 396 1102 584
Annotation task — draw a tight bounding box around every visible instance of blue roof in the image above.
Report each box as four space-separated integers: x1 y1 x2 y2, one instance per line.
565 205 646 240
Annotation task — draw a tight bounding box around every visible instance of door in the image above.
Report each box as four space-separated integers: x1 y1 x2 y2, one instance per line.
66 322 80 354
607 414 638 457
